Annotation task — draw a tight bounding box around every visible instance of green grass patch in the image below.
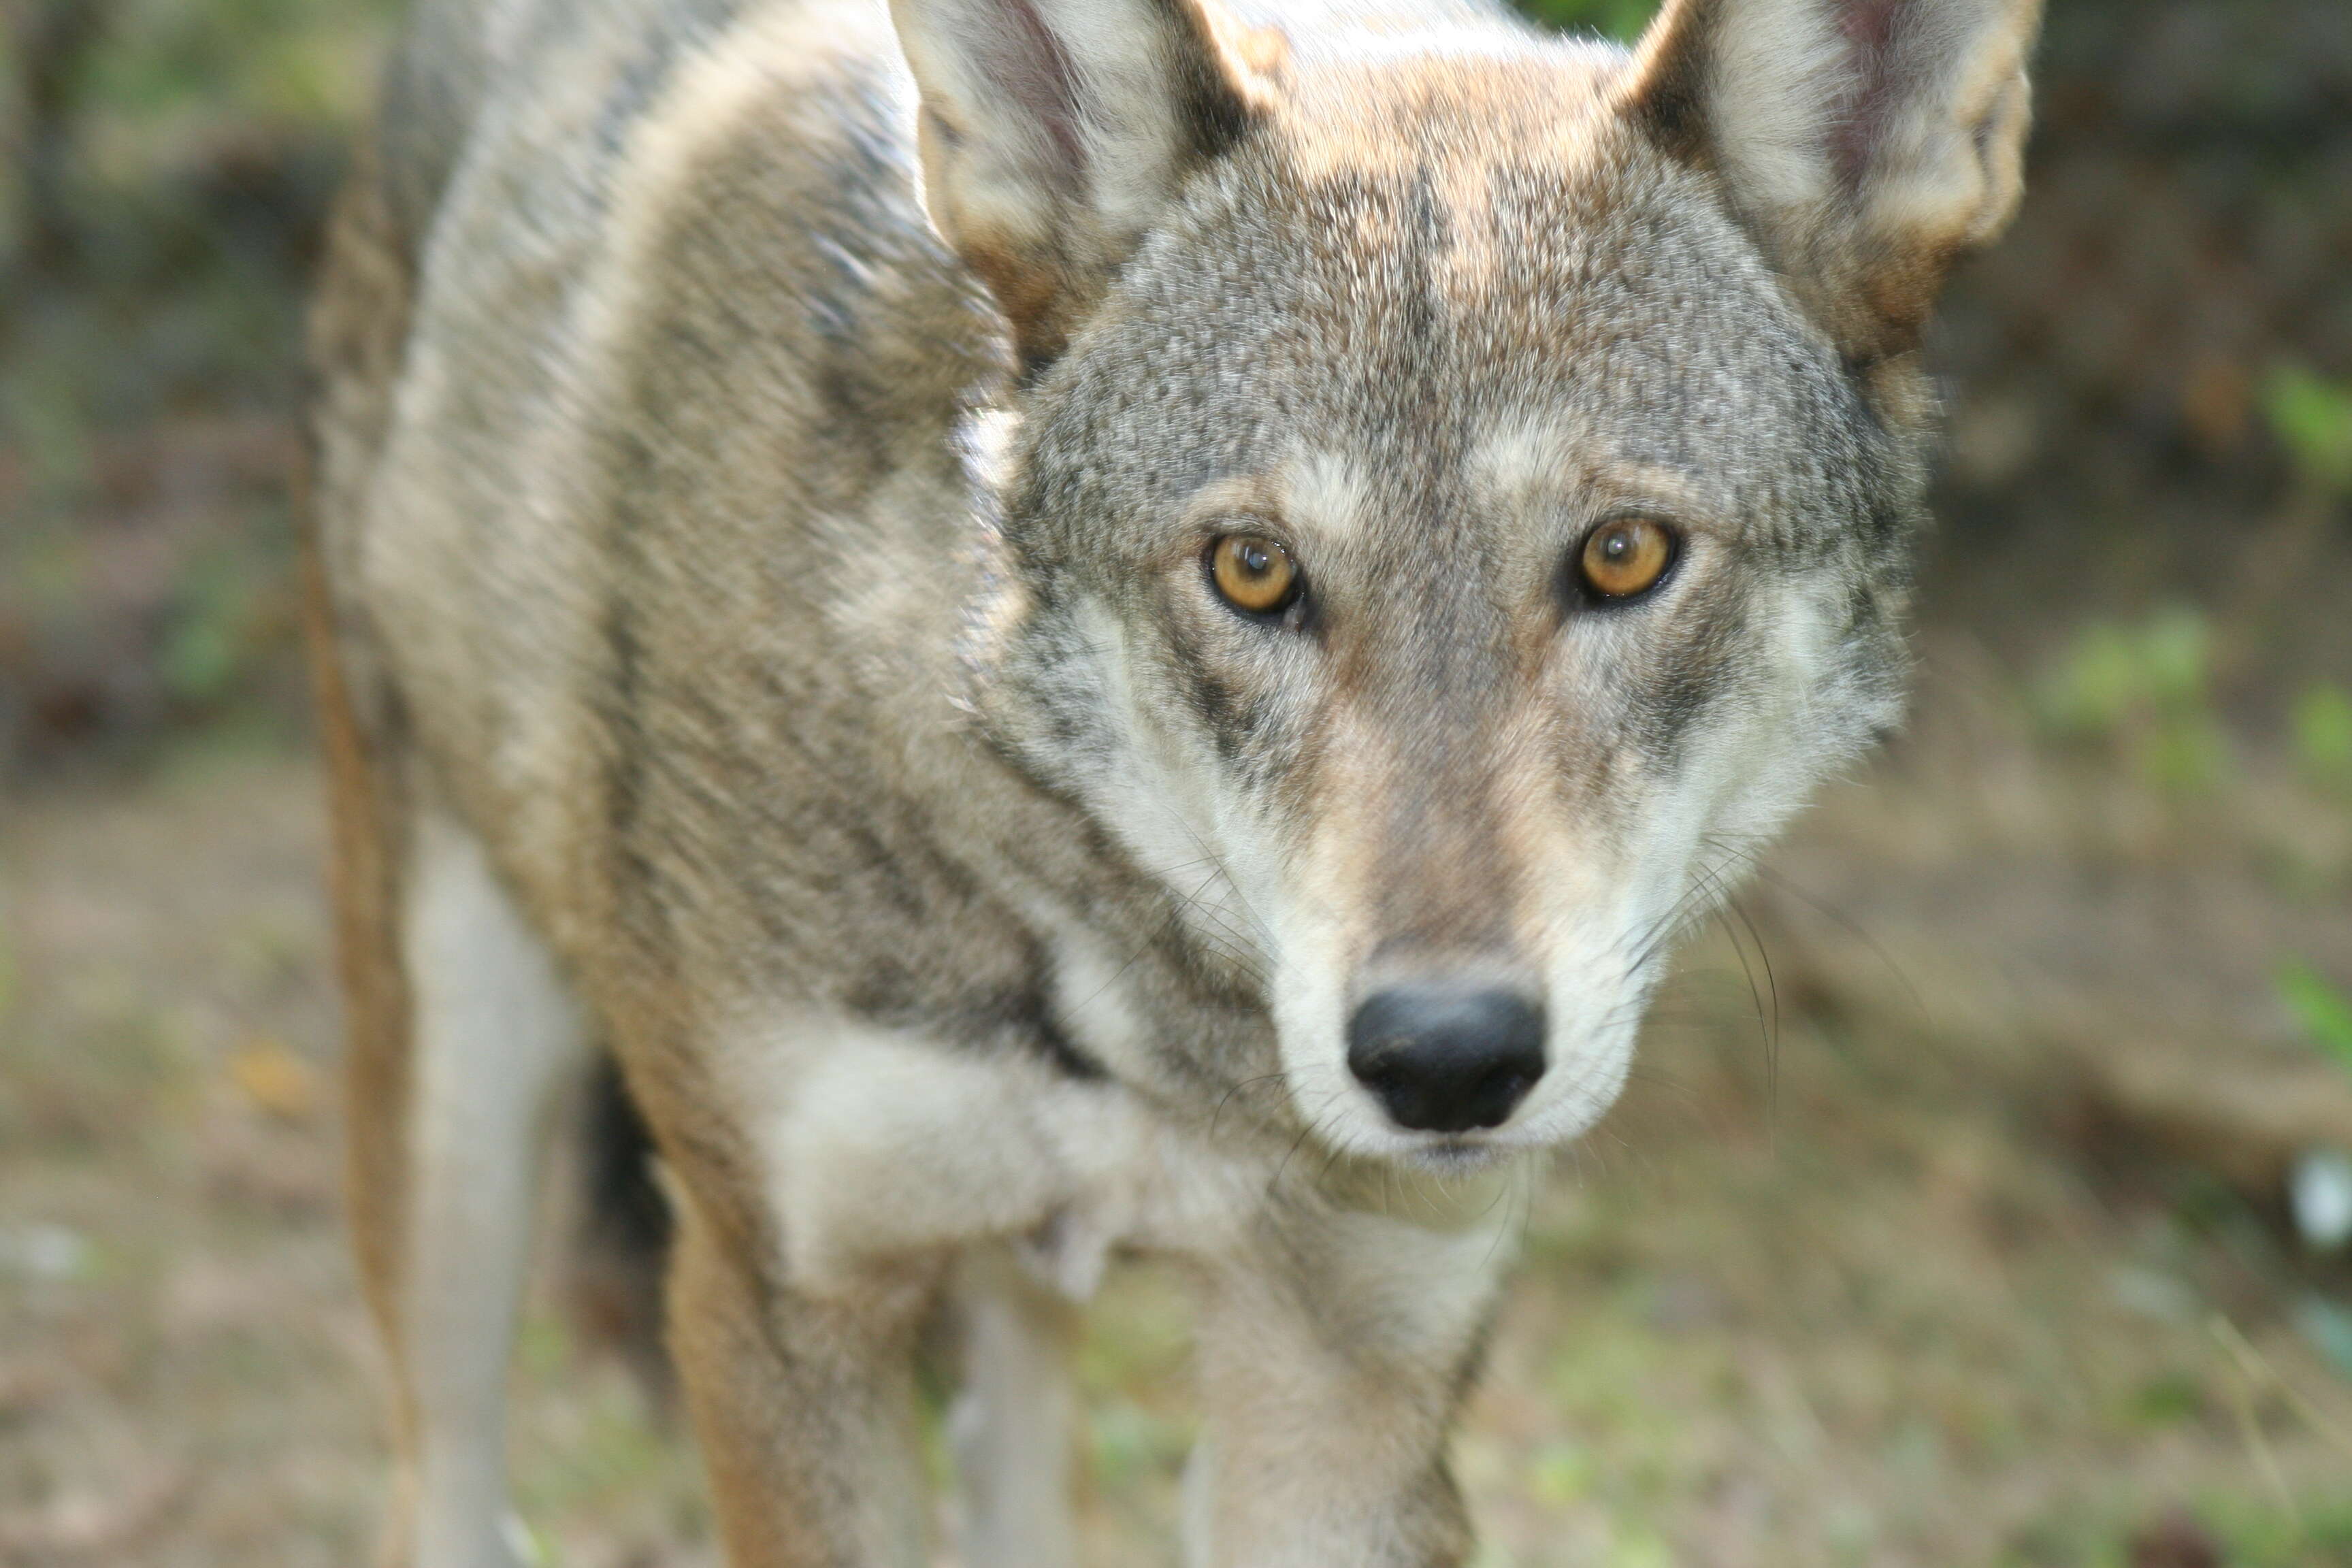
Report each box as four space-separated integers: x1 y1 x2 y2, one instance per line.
1514 0 1662 41
2263 363 2352 496
2278 962 2352 1077
2034 606 2229 793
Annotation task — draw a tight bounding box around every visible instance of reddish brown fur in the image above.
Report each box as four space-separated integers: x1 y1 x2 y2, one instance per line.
302 133 423 1551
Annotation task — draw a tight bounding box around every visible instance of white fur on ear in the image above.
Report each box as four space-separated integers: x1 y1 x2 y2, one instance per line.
1629 0 2042 357
889 0 1276 368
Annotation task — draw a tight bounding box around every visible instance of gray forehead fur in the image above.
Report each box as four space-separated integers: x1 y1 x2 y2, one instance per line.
1013 59 1922 581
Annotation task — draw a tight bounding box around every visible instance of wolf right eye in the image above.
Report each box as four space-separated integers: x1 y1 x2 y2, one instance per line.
1574 517 1678 602
1208 534 1303 619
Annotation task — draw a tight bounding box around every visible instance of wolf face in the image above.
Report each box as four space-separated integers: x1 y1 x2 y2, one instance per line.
911 0 2037 1164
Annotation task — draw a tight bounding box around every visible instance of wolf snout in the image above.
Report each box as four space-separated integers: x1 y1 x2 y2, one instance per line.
1344 983 1547 1134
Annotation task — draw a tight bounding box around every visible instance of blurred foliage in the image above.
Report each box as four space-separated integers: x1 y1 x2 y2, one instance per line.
2199 1492 2352 1568
2034 606 2228 794
2293 684 2352 794
2298 1297 2352 1385
0 0 399 764
155 528 295 704
2262 364 2352 497
75 0 397 130
2278 962 2352 1078
1513 0 1656 41
1 0 402 421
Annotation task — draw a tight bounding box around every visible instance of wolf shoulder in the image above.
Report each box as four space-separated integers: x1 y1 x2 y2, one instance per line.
341 0 1000 853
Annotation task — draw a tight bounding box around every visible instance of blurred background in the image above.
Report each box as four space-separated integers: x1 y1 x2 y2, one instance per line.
1 0 2348 1563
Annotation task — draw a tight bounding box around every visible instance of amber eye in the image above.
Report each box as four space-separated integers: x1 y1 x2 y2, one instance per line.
1576 517 1677 601
1209 534 1301 617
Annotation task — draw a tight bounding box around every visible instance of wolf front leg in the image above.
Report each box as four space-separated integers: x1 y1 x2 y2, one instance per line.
666 1195 940 1568
1183 1196 1519 1568
949 1247 1083 1568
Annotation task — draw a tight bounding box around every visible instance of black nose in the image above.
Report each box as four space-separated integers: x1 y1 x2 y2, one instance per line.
1345 985 1547 1133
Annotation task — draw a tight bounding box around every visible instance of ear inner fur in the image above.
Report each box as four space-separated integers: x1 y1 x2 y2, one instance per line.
892 0 1275 371
1620 0 2042 361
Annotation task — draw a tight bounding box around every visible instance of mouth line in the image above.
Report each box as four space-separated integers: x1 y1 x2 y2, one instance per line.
1379 1128 1521 1175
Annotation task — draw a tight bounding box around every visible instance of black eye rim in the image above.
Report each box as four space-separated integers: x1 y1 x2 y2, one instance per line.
1567 514 1684 608
1203 532 1309 625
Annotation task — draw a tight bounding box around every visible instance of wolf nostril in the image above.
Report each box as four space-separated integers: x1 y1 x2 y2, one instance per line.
1345 985 1546 1134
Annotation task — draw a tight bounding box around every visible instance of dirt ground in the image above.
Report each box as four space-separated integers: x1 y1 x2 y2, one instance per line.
3 625 2350 1568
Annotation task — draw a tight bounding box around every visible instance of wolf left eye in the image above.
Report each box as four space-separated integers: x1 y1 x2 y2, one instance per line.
1575 517 1678 602
1208 534 1303 619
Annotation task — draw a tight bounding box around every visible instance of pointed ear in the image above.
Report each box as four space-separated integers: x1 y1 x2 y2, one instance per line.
888 0 1278 372
1625 0 2042 361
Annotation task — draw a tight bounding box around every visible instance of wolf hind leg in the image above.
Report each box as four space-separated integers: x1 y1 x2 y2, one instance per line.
949 1246 1082 1568
398 806 589 1567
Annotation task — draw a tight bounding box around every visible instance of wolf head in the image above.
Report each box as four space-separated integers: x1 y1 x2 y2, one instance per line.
899 0 2040 1162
